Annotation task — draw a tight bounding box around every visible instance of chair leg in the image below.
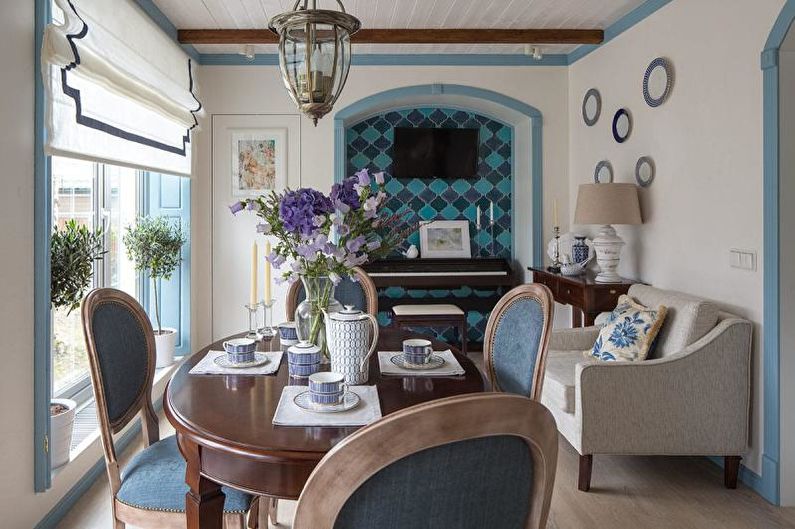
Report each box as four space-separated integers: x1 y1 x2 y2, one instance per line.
578 454 593 492
268 497 279 526
246 496 260 529
724 456 741 489
459 318 467 355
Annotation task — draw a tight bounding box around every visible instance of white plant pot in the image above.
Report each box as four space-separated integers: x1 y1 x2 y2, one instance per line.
154 328 177 368
50 398 76 469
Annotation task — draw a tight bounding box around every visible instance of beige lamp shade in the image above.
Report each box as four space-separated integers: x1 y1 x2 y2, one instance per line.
574 183 642 225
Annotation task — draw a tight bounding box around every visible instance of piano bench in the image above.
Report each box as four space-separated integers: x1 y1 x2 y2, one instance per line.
391 304 468 355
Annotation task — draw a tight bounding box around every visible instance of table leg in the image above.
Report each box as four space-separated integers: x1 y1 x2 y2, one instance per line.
572 307 582 328
182 435 225 529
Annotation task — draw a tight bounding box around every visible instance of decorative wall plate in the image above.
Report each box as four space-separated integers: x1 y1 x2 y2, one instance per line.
643 57 674 107
635 156 656 187
594 160 614 183
612 109 632 143
582 88 602 126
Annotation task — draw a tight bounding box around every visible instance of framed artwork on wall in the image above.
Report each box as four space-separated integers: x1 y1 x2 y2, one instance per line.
230 129 287 196
420 220 472 258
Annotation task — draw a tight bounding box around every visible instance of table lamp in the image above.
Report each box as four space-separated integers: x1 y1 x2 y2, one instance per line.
573 183 642 283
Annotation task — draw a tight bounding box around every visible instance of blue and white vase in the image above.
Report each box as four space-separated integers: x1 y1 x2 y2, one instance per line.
572 236 590 264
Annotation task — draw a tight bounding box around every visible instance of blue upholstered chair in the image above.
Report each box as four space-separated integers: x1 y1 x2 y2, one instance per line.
483 284 555 400
81 288 256 529
292 393 558 529
286 266 378 320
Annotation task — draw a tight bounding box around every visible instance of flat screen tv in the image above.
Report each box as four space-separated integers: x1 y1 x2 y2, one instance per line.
392 127 479 179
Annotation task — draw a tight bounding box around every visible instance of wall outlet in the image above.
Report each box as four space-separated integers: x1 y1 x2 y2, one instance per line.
730 249 757 271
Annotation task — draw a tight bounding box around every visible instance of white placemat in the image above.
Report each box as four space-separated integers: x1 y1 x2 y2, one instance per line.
272 386 382 427
188 350 283 376
378 350 466 377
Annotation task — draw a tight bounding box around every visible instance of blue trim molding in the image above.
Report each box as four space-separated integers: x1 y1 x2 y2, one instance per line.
333 84 543 267
133 0 200 61
758 0 795 506
567 0 675 64
34 0 52 494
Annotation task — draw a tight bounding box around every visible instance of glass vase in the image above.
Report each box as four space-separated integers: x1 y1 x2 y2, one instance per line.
295 275 342 359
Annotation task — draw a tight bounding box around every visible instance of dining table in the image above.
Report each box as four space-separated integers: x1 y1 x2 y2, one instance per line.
164 327 487 529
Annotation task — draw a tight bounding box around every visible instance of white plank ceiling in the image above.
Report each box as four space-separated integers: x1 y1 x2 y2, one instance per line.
153 0 647 55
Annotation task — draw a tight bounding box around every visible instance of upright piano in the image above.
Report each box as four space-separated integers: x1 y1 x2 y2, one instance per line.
361 257 519 315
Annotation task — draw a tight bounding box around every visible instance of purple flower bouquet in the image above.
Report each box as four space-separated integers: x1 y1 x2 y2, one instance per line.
231 169 409 353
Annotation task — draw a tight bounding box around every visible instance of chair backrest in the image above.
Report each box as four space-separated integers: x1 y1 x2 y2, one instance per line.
627 284 720 358
483 284 554 400
286 266 378 321
293 393 558 529
82 288 160 493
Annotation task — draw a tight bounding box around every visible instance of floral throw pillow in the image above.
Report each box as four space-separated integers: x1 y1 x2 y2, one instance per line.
585 295 668 362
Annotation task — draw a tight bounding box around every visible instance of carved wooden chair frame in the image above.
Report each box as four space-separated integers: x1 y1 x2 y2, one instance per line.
285 266 379 320
82 288 252 529
293 393 558 529
483 283 555 400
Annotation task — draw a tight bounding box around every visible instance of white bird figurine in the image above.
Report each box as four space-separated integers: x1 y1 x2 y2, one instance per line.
402 245 419 259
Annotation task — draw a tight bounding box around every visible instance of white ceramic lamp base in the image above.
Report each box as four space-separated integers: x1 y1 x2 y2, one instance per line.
592 225 625 283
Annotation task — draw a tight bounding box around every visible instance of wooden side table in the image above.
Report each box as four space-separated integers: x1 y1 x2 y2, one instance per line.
528 267 638 327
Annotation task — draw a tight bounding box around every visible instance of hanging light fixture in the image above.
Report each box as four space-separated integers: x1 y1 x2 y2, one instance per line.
269 0 361 126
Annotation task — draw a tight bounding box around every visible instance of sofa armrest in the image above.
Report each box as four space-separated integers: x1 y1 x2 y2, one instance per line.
549 326 600 351
575 317 752 456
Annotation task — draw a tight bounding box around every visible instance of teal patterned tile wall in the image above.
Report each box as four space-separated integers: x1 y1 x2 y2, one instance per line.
346 107 513 345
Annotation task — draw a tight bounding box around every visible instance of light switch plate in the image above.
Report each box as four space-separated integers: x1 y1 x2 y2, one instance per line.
730 249 757 271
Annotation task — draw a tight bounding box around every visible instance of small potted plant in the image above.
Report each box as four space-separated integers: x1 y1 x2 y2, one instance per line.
50 219 105 468
124 216 186 368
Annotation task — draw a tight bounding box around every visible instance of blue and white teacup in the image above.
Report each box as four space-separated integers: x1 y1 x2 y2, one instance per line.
287 341 323 365
308 372 346 405
278 322 299 345
402 338 433 365
223 338 257 364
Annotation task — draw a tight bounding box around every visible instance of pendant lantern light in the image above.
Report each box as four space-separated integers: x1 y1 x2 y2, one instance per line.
269 0 361 126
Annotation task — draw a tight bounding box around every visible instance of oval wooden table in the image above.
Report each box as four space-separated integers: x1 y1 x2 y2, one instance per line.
164 328 487 529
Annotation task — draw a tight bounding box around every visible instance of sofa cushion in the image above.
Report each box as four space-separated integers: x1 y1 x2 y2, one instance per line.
543 350 593 414
585 295 668 362
628 285 720 358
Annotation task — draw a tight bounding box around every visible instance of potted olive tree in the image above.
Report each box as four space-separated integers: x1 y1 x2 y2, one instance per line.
50 219 105 468
124 216 186 368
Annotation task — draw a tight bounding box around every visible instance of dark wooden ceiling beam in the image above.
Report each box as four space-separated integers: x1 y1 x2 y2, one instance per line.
178 28 604 45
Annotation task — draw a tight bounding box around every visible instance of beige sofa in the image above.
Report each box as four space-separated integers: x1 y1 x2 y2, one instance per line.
541 285 753 491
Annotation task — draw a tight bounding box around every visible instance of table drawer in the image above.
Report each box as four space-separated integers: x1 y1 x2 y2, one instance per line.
592 285 630 312
533 271 558 296
558 282 585 307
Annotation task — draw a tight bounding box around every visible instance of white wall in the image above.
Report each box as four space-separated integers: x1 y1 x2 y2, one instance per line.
778 20 795 505
193 65 571 345
568 0 786 477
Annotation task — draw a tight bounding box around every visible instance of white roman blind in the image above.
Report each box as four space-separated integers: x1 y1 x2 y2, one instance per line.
41 0 202 177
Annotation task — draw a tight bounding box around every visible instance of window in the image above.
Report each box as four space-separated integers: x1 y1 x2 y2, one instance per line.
51 157 139 401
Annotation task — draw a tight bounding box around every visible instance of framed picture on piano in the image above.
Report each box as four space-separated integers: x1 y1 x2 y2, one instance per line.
419 220 471 259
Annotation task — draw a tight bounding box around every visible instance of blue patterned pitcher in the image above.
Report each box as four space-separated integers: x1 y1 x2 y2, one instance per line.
322 306 379 385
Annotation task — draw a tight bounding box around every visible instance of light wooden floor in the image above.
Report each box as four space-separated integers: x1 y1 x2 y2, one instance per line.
54 412 795 529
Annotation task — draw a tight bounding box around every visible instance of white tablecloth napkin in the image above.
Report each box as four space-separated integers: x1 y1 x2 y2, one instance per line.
272 386 382 427
189 350 283 376
378 350 466 377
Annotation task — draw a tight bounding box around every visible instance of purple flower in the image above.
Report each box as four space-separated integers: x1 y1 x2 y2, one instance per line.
373 171 385 185
229 201 245 215
346 235 367 253
279 188 334 236
247 201 260 211
330 177 361 210
256 222 271 234
355 169 370 186
337 224 351 237
267 251 286 268
366 240 381 251
329 272 342 285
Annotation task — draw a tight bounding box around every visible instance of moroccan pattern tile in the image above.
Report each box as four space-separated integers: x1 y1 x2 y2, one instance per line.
346 107 513 345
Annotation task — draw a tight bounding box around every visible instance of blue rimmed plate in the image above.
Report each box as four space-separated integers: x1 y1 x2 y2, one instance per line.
293 390 360 413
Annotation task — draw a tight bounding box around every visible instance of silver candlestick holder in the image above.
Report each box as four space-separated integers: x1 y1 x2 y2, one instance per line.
245 302 263 339
489 219 496 257
259 298 276 338
547 226 562 273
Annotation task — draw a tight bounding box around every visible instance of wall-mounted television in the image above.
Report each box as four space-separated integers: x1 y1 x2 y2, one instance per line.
392 127 479 179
